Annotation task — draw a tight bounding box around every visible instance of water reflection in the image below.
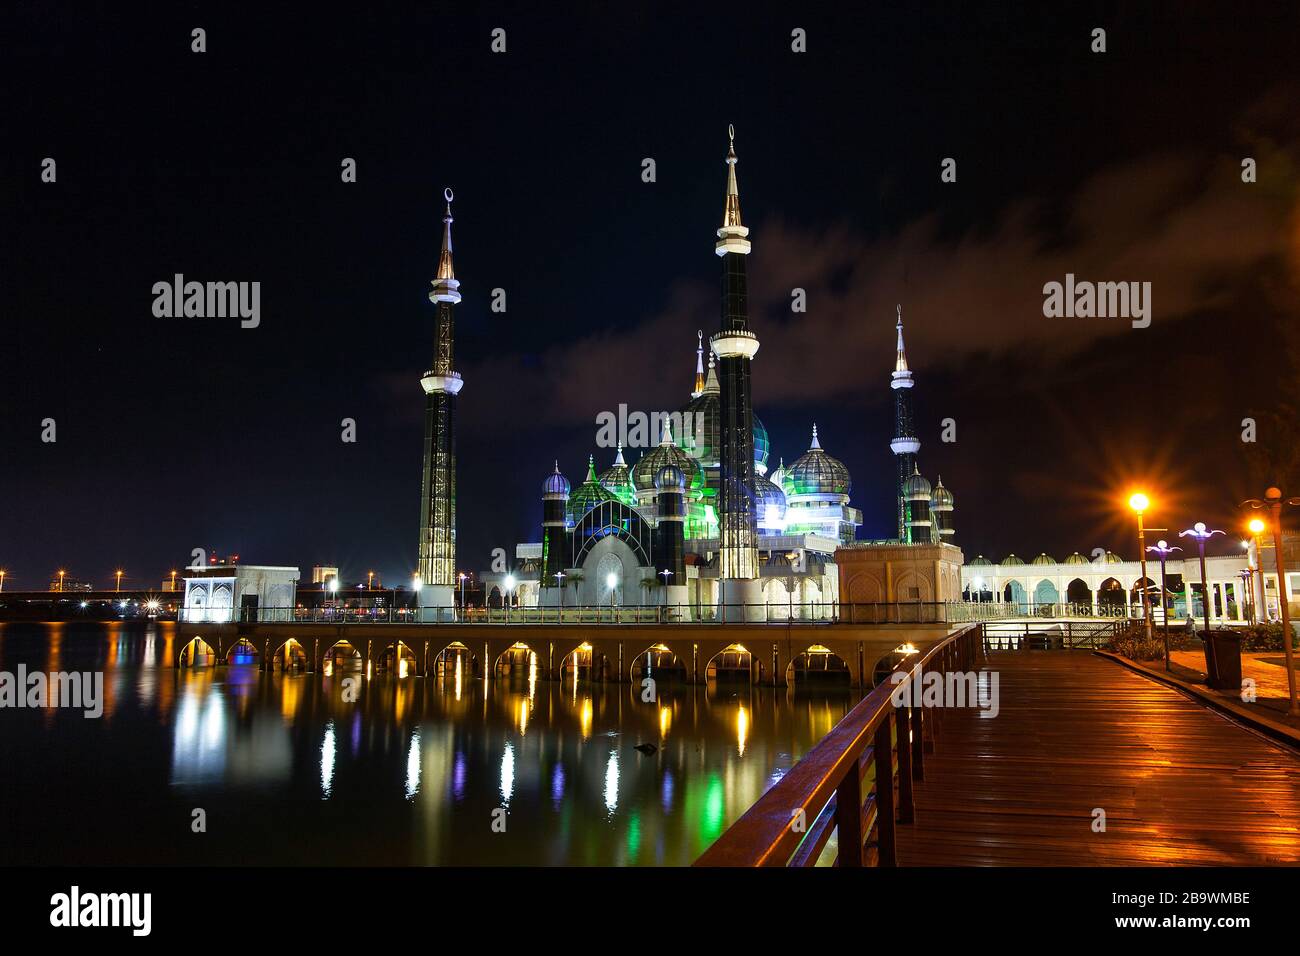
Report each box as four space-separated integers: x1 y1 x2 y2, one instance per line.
0 622 862 866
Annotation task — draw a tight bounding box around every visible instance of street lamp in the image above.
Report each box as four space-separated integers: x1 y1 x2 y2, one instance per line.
1236 568 1254 624
412 574 423 622
606 571 618 616
458 572 468 620
0 569 6 593
115 569 124 593
1145 539 1181 671
169 569 177 592
58 569 65 592
367 570 375 590
554 570 566 620
1241 489 1300 716
1179 521 1225 678
1247 517 1267 621
1128 492 1154 641
504 573 516 623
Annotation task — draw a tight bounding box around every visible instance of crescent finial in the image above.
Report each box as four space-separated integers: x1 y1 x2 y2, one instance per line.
728 123 735 145
444 187 454 203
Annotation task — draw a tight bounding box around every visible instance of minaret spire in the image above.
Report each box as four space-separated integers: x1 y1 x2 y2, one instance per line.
710 125 761 613
889 304 921 541
692 329 706 397
417 187 465 616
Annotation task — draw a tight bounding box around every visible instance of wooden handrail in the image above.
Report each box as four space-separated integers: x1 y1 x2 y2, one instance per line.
694 623 984 867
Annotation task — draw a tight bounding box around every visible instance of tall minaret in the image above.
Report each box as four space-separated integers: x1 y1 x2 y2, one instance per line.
890 305 921 542
417 188 464 614
710 125 761 612
692 329 706 398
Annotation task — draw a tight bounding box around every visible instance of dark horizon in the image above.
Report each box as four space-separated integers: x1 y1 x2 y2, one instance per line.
3 2 1299 590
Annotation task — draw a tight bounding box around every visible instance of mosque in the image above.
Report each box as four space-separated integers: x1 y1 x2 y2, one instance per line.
459 129 960 619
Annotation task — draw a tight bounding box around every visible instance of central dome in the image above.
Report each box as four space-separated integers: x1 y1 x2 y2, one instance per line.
632 423 703 497
679 361 768 473
784 425 851 498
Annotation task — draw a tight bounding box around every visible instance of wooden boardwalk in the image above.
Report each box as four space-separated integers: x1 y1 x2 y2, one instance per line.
897 651 1300 865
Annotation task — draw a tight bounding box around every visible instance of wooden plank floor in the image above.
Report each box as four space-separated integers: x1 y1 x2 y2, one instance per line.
897 651 1300 865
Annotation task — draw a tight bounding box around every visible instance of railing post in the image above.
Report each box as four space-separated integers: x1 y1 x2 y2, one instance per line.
834 757 865 867
896 703 915 824
873 718 897 866
911 690 925 779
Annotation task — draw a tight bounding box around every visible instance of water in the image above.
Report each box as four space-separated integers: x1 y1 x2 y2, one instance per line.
0 622 860 865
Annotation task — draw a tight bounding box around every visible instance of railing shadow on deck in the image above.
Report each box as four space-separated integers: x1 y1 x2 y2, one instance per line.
694 623 984 867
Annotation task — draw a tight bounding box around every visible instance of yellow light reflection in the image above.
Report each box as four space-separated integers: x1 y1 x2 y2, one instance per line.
736 704 749 756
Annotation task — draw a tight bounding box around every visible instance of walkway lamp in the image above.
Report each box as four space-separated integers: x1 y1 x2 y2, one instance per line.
458 572 468 620
1178 521 1225 675
1247 517 1267 621
1241 489 1300 716
606 572 617 615
0 569 6 593
1145 539 1181 671
412 574 423 623
504 573 516 623
1236 568 1254 624
115 569 124 593
58 569 66 592
554 570 566 619
1128 492 1154 641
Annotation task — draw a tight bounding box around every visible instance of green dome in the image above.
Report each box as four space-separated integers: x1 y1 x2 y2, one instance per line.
754 473 788 532
678 367 767 472
596 446 637 506
1064 552 1090 565
931 477 953 508
1000 554 1024 566
632 426 702 496
902 466 931 499
1031 553 1056 565
968 555 993 567
786 425 851 498
568 454 617 522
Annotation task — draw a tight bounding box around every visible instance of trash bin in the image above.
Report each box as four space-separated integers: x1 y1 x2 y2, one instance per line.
1205 631 1242 690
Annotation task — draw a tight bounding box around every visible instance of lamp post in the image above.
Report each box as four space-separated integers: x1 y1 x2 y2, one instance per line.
1236 568 1254 624
1145 539 1181 671
1248 517 1268 621
115 569 124 593
606 571 618 619
1179 521 1225 677
169 569 177 592
554 570 566 620
58 569 65 592
504 573 516 624
0 569 6 593
367 570 375 590
458 572 468 621
1241 489 1300 716
1128 493 1154 641
659 569 673 620
412 574 423 623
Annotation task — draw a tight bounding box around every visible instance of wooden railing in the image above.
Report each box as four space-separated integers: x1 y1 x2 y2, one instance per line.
694 623 984 867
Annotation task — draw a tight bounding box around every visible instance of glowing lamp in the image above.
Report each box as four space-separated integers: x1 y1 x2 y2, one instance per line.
1128 492 1150 513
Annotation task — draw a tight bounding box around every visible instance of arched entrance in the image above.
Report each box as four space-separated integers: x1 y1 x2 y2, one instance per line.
1097 578 1126 615
321 640 362 677
705 643 752 683
629 644 688 683
433 642 479 681
785 645 850 688
1066 578 1092 612
494 642 538 680
178 636 216 667
1033 580 1060 611
559 643 611 683
274 639 308 672
377 641 419 677
225 638 260 666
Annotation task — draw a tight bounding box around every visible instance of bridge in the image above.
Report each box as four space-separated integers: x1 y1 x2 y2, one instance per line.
696 624 1300 865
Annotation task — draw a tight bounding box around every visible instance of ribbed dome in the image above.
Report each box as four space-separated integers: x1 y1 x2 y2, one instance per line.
633 424 703 495
968 555 993 567
1064 552 1090 565
1031 553 1056 565
654 463 686 492
931 477 953 508
679 364 768 472
542 462 570 496
596 446 637 506
754 472 788 531
1000 554 1024 566
785 425 851 498
903 466 931 499
567 454 617 521
1102 551 1123 564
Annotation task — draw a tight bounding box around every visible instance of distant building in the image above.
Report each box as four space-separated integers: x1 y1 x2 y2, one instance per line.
48 577 92 592
181 565 299 622
310 566 340 586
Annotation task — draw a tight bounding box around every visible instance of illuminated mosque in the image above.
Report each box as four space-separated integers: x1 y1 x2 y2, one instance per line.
464 128 959 618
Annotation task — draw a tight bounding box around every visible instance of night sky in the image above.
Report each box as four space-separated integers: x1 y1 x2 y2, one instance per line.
3 2 1298 590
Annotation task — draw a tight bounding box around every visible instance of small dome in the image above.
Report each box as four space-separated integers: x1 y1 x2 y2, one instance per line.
542 463 570 496
1104 550 1123 563
903 466 931 499
1000 554 1024 566
968 555 993 567
754 473 788 531
596 446 637 506
654 463 686 492
786 425 851 498
567 454 617 521
930 477 953 508
1031 553 1056 565
632 422 703 496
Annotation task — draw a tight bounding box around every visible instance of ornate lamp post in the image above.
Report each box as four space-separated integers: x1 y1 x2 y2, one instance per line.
411 574 423 623
0 569 7 593
554 570 566 619
458 572 468 621
1241 489 1299 716
1236 568 1254 624
1145 539 1180 670
1247 518 1268 620
115 569 124 593
504 573 516 624
1128 493 1154 641
1179 521 1225 676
